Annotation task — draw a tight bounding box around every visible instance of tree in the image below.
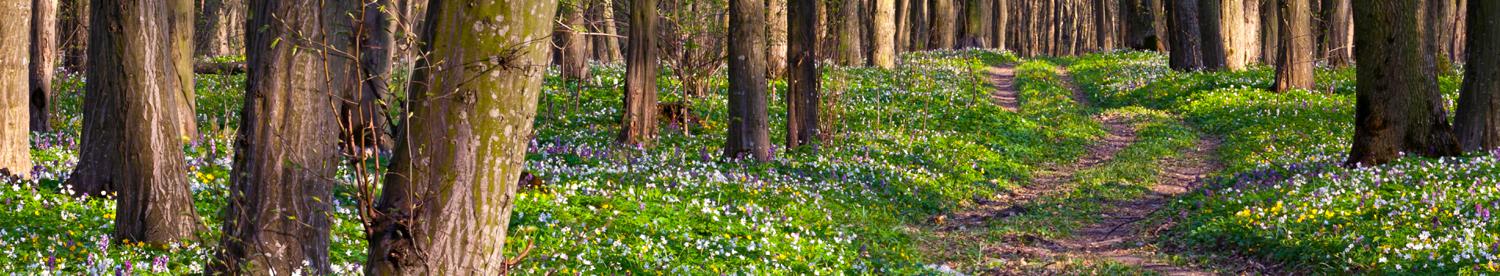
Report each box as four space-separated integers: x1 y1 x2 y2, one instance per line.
1273 0 1313 91
837 0 864 66
1259 0 1278 64
767 0 790 77
366 0 556 273
1168 0 1204 70
1200 0 1260 70
558 3 590 81
587 0 622 62
788 0 819 148
31 0 56 133
1454 0 1499 151
871 0 896 68
1123 0 1160 50
959 0 989 48
993 0 1009 50
909 0 928 50
1347 0 1461 166
1200 0 1228 69
727 0 772 160
343 0 396 154
1 0 32 178
1323 0 1353 67
619 0 659 146
214 0 346 273
196 0 243 57
1428 0 1458 72
58 0 86 72
930 0 956 49
171 0 197 141
71 0 201 243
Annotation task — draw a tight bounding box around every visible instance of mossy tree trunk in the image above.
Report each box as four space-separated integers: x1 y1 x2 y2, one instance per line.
788 0 820 149
366 0 556 274
1 0 32 178
620 0 659 146
1273 0 1313 92
727 0 772 160
1347 0 1461 166
1455 0 1500 151
214 0 347 273
72 0 202 244
837 0 865 66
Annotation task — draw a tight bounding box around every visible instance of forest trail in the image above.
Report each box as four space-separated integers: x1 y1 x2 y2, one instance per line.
915 65 1222 275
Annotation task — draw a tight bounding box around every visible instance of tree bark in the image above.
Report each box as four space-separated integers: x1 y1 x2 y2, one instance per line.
1273 0 1313 91
343 0 395 155
58 0 86 72
1455 0 1500 151
1347 0 1461 166
767 0 790 78
838 0 865 66
366 0 554 274
1 0 32 178
71 0 201 243
1260 0 1278 64
727 0 772 160
213 0 346 273
1323 0 1353 67
1169 0 1204 70
558 3 590 81
872 0 896 68
789 0 820 148
1200 0 1228 69
195 0 240 57
619 0 659 146
31 0 56 134
895 0 910 52
994 0 1009 50
959 0 989 48
1428 0 1458 72
931 0 956 49
909 0 928 50
171 0 196 141
1124 0 1160 50
588 0 622 62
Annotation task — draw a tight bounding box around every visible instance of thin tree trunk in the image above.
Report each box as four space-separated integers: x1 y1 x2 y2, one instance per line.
910 0 928 50
768 0 790 78
1273 0 1313 91
1347 0 1461 166
1 0 31 178
72 0 202 243
789 0 819 148
213 0 346 273
872 0 896 68
30 0 56 134
620 0 659 146
895 0 910 52
366 0 555 274
1455 0 1500 151
1169 0 1204 70
727 0 772 160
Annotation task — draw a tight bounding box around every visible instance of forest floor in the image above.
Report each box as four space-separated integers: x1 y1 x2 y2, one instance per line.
916 63 1224 275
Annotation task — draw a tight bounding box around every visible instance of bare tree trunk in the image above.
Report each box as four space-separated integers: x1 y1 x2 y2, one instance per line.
72 0 202 243
895 0 910 52
727 0 772 160
838 0 865 66
1260 0 1278 64
1347 0 1461 166
30 0 56 134
1324 0 1352 67
195 0 238 57
789 0 819 148
872 0 896 68
559 3 590 81
171 0 197 142
910 0 928 50
1428 0 1458 73
1273 0 1313 91
588 0 622 62
994 0 1009 50
959 0 989 48
1 0 32 178
1200 0 1227 69
58 0 86 72
931 0 956 49
768 0 790 78
366 0 555 274
1124 0 1160 50
344 0 395 154
1221 0 1260 69
1455 0 1500 151
1169 0 1204 70
620 0 659 146
214 0 346 273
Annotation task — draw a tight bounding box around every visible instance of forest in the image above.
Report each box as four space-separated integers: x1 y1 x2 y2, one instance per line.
0 0 1497 274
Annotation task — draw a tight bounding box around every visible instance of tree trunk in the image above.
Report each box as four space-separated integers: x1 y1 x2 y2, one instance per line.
31 0 56 134
558 3 590 81
1428 0 1458 73
1273 0 1313 91
170 0 196 141
588 0 622 62
1324 0 1353 67
195 0 238 57
58 0 86 72
1124 0 1160 50
343 0 395 155
366 0 555 274
727 0 772 160
1260 0 1278 64
1347 0 1461 166
872 0 896 68
1 0 31 179
910 0 928 50
1169 0 1204 70
1200 0 1228 69
620 0 659 146
1220 0 1260 69
959 0 989 48
213 0 346 273
994 0 1009 50
1455 0 1500 151
895 0 910 52
838 0 865 66
71 0 201 243
789 0 819 148
768 0 790 78
931 0 956 49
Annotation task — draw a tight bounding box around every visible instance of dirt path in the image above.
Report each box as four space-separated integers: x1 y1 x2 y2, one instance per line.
920 65 1222 275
